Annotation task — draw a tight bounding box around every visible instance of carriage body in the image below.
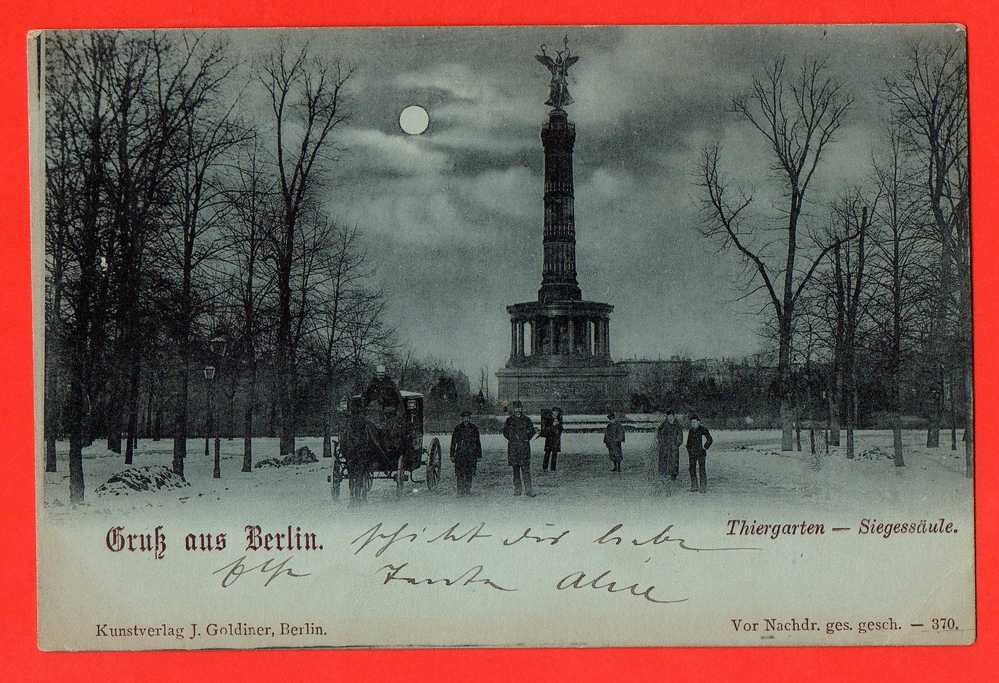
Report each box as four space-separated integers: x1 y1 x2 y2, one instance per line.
329 389 442 499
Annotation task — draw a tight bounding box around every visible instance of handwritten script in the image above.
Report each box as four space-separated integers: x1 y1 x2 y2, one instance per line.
345 520 760 606
212 555 311 588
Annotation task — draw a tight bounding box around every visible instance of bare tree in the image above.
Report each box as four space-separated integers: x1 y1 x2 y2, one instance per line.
884 43 969 470
48 33 115 502
698 56 855 450
156 39 242 476
43 47 77 472
220 138 278 472
307 223 379 459
827 192 876 459
870 124 929 467
258 40 353 455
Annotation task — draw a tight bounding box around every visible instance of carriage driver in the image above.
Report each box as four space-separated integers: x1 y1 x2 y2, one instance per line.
363 364 403 411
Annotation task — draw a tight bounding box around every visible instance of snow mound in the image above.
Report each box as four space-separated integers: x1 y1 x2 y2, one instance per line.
95 465 190 496
255 446 319 469
856 446 892 462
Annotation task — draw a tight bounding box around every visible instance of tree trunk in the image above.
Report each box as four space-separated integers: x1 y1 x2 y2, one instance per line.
828 376 841 447
964 359 974 478
323 413 332 459
44 361 59 472
845 386 854 459
107 400 122 453
892 412 905 467
926 383 941 448
242 360 256 473
778 317 793 451
892 368 905 467
143 386 153 439
267 389 277 438
44 348 60 472
949 372 958 450
795 416 801 452
124 411 137 464
68 368 86 502
45 435 57 473
172 362 188 478
124 355 140 464
960 266 974 478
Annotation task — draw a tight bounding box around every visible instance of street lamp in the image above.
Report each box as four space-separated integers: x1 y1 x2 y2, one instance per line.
203 365 216 460
205 335 228 479
205 336 228 479
209 335 228 358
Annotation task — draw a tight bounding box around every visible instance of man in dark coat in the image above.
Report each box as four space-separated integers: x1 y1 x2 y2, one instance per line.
450 410 482 496
540 407 564 472
603 411 626 472
502 401 537 496
685 414 713 493
656 409 683 480
362 364 403 411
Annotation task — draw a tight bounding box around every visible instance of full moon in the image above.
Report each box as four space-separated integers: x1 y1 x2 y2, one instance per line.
399 105 430 135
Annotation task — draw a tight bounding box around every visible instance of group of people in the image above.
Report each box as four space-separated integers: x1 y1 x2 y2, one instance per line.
471 401 713 497
341 368 717 504
649 409 714 493
449 402 565 497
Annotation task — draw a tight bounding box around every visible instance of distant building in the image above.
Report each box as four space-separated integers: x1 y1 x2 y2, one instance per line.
615 356 780 411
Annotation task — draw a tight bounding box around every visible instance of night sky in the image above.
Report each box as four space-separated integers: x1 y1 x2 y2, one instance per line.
229 25 964 384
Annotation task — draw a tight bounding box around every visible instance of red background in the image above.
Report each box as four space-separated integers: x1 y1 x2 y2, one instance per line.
1 2 995 681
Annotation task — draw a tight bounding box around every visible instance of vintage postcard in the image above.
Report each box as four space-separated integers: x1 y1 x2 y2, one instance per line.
32 25 974 650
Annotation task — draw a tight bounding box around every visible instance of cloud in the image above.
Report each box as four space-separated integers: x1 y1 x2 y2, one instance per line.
339 127 451 175
459 166 538 220
282 25 966 381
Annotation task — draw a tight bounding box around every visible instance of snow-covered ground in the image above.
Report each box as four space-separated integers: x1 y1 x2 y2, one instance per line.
41 429 972 521
38 429 975 649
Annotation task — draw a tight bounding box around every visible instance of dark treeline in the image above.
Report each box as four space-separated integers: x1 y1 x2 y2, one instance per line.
696 44 970 474
43 32 405 502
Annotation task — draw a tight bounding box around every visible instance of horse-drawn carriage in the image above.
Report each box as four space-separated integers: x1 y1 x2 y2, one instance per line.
328 390 442 499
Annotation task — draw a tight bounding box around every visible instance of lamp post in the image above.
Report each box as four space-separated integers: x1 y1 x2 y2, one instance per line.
207 335 228 479
203 365 216 460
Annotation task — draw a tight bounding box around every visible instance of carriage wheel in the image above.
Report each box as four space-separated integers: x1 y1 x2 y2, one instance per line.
395 454 407 496
426 438 442 491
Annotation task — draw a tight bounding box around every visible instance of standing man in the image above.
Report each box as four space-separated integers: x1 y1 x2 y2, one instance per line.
685 414 713 493
603 411 626 472
502 401 537 496
450 410 482 496
656 409 684 481
541 407 564 473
